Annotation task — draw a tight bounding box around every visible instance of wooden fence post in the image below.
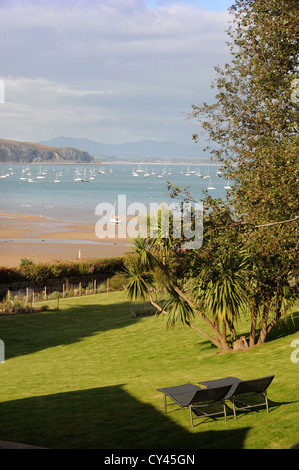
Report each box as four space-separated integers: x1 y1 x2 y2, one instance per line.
63 284 65 298
44 287 47 301
79 282 82 296
94 279 96 294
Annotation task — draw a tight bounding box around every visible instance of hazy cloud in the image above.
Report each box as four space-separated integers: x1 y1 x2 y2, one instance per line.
0 0 232 144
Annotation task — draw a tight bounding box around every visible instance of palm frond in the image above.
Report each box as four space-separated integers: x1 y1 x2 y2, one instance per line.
160 285 195 329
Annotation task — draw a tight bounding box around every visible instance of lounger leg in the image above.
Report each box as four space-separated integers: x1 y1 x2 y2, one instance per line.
223 402 227 422
232 399 237 420
189 405 194 427
164 394 167 413
265 391 269 413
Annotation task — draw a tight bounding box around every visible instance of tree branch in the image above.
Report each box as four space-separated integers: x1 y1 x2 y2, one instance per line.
148 293 222 349
254 215 299 228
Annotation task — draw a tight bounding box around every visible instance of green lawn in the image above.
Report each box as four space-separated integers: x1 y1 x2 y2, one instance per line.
0 291 298 449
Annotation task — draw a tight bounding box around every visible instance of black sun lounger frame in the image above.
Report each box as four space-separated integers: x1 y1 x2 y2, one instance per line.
224 375 275 419
157 383 232 427
157 375 275 426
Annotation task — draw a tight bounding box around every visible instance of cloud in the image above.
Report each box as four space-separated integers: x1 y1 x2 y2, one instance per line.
0 0 231 143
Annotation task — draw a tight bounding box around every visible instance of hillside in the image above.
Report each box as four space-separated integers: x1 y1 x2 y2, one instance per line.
0 139 100 164
38 136 209 161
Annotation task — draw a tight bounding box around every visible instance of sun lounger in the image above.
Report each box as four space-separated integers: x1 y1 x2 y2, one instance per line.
198 376 242 388
157 383 232 427
224 375 275 419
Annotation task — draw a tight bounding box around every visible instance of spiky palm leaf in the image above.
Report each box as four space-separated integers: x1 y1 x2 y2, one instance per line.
130 236 158 269
160 284 195 329
195 249 250 324
125 265 151 303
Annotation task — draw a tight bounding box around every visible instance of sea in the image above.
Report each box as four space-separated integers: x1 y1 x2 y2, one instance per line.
0 163 231 225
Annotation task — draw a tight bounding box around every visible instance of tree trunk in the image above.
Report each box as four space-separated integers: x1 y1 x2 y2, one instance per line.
249 299 258 347
148 293 233 352
257 295 271 345
148 294 228 351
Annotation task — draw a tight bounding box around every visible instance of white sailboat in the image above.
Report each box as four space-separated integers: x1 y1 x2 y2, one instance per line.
20 169 26 180
74 168 81 181
224 180 232 189
109 201 122 224
81 169 89 182
36 167 45 179
207 178 215 190
89 168 96 180
54 173 60 183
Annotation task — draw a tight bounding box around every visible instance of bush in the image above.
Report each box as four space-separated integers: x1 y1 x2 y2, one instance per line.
108 273 128 292
0 267 23 284
0 256 126 285
19 257 34 267
40 304 50 311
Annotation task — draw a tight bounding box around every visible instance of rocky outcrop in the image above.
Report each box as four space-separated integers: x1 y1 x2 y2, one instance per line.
0 138 100 164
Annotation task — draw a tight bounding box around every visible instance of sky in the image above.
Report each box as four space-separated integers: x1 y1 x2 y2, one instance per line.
0 0 233 145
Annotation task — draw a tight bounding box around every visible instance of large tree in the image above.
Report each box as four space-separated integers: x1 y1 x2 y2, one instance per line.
126 0 299 352
191 0 298 224
189 0 299 345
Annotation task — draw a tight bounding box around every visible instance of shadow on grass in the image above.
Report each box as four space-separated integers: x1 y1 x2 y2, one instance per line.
0 384 251 449
266 310 299 343
223 397 299 422
1 301 139 360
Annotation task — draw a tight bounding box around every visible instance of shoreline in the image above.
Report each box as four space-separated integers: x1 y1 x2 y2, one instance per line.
0 212 132 268
0 160 217 166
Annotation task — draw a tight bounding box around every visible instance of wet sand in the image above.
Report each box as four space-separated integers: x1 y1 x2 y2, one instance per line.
0 212 132 267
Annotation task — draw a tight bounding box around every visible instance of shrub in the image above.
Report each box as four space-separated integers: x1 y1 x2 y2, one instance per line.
19 257 34 267
108 273 128 292
40 304 50 311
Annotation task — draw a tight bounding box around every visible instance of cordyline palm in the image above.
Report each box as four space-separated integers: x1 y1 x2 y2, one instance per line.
126 237 242 352
125 265 151 317
195 249 250 340
161 284 195 329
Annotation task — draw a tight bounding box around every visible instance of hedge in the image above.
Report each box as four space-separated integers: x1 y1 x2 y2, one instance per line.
0 256 125 285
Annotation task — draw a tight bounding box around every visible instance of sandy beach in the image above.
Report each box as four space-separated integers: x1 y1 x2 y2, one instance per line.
0 212 132 267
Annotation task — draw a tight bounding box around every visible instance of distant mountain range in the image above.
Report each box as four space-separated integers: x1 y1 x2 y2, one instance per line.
38 136 209 161
0 138 99 164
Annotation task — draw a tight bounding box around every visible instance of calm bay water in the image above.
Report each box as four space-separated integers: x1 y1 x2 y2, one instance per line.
0 163 231 225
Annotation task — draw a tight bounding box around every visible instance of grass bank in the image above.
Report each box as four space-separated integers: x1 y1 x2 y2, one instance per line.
0 291 298 449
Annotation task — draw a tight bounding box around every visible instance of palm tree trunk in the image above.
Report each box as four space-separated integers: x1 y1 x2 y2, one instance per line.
257 294 271 345
148 293 226 350
249 299 258 347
